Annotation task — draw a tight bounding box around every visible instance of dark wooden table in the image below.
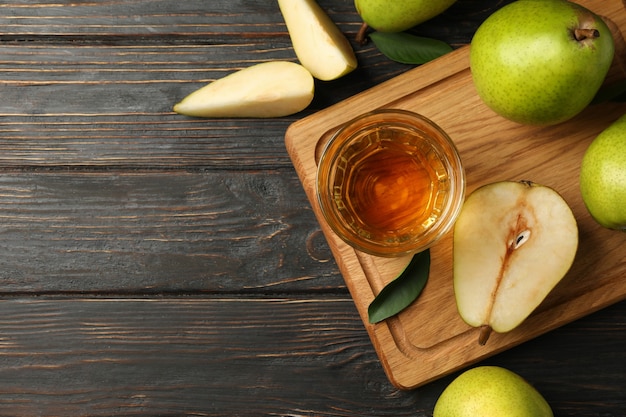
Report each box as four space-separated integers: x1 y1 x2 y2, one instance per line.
0 0 623 415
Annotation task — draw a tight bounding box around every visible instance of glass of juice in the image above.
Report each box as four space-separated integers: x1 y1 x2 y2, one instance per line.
316 109 465 257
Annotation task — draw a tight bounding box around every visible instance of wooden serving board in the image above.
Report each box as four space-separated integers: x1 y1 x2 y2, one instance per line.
285 0 626 390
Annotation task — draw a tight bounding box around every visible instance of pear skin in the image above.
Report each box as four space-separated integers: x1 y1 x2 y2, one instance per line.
470 0 614 125
433 366 553 417
355 0 457 33
580 114 626 230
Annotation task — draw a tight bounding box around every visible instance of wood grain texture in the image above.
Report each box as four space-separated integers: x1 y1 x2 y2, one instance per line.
286 0 626 390
0 0 508 168
0 0 623 415
0 298 620 417
0 171 341 293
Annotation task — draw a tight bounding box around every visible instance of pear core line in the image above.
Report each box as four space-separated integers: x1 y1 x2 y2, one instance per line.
479 211 532 346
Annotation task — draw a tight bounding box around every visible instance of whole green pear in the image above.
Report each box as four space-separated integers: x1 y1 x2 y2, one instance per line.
355 0 456 33
470 0 614 126
580 114 626 231
433 366 553 417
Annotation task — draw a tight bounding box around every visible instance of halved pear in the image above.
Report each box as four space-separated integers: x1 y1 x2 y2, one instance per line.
453 181 578 345
278 0 357 81
173 61 314 118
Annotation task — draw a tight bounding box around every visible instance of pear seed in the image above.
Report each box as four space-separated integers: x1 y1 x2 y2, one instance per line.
512 230 531 249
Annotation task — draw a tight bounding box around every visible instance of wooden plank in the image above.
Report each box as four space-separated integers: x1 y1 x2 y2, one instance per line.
0 41 396 168
0 1 304 37
0 114 298 169
0 1 510 168
0 297 619 416
0 0 502 39
286 0 626 389
0 171 342 293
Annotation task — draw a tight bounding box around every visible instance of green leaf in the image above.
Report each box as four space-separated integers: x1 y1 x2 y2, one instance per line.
368 249 430 324
369 32 453 65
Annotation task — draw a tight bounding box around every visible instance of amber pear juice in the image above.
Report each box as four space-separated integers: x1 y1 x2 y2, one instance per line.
316 109 465 257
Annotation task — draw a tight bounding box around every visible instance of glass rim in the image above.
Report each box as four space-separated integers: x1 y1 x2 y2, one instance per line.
316 108 466 257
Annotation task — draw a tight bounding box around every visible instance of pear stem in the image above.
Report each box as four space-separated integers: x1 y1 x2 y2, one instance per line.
574 28 600 41
356 22 369 45
478 325 492 346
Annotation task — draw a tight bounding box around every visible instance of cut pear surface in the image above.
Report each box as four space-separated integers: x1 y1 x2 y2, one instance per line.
278 0 357 81
453 181 578 344
173 61 314 118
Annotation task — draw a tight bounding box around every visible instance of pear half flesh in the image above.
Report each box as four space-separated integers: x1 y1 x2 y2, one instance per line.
453 181 578 345
278 0 357 81
173 61 314 118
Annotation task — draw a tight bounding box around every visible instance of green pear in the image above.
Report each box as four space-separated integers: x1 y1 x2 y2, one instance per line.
433 366 553 417
580 114 626 231
173 61 314 118
470 0 614 126
453 181 578 345
278 0 357 81
354 0 457 33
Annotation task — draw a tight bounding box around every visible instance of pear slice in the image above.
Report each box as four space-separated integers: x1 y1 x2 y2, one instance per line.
278 0 357 81
173 61 314 118
453 180 578 345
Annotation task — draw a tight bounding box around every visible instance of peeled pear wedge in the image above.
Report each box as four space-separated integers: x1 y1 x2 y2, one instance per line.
173 61 314 118
278 0 357 81
453 181 578 345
